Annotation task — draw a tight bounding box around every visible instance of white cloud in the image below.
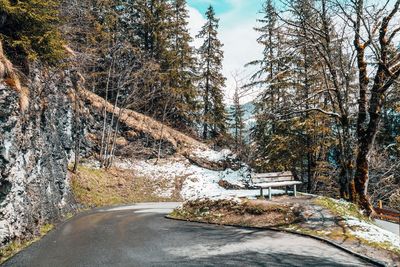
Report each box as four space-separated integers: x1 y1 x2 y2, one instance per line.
219 21 262 103
188 6 206 48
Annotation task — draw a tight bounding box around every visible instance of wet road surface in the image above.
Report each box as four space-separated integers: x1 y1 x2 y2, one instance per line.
3 203 375 267
375 219 399 236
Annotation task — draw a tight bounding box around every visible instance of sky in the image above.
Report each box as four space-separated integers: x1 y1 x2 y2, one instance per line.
187 0 265 104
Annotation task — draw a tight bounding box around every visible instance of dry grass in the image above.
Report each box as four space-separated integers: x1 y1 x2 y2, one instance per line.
313 196 369 221
0 42 13 79
71 165 181 207
0 224 54 264
1 41 30 112
170 199 303 227
80 89 205 152
18 86 29 112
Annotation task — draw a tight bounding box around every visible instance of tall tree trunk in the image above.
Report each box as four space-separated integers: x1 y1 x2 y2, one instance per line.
203 31 212 140
100 59 114 167
354 83 385 214
353 142 373 214
72 71 81 173
352 0 375 215
338 119 355 200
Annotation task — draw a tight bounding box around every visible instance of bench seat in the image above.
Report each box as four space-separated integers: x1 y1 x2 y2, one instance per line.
250 171 302 200
253 181 302 188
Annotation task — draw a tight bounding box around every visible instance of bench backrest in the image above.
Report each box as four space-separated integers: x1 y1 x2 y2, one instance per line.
251 171 293 184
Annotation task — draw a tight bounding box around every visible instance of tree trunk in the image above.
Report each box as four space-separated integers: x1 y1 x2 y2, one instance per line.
353 144 374 215
99 59 114 166
203 32 211 140
338 119 355 200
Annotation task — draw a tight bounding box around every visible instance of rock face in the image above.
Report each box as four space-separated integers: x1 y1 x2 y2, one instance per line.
0 63 76 245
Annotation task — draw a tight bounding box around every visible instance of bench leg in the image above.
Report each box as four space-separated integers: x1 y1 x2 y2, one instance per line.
260 188 263 198
268 187 272 200
294 185 297 197
285 186 288 194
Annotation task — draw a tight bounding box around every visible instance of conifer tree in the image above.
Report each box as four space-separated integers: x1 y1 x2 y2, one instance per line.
197 5 227 140
246 0 286 170
291 0 323 192
0 0 65 66
118 0 198 130
229 86 245 150
166 0 198 128
127 0 171 61
118 0 171 120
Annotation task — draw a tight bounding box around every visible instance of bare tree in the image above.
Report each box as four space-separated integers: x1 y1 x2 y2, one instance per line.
71 70 84 173
335 0 400 215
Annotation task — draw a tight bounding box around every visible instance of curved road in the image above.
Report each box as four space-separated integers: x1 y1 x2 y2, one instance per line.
3 203 374 267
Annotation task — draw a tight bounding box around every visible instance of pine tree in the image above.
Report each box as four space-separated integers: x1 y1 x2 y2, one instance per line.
246 0 279 111
127 0 172 61
118 0 171 120
291 0 322 193
166 0 198 128
246 0 284 169
0 0 65 66
229 87 245 150
197 5 227 140
118 0 198 130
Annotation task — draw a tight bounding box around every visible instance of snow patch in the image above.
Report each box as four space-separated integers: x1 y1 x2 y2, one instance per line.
191 148 236 163
1 139 12 162
345 217 400 250
114 157 284 201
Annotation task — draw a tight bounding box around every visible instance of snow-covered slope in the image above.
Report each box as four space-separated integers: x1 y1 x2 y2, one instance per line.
346 217 400 251
114 148 286 201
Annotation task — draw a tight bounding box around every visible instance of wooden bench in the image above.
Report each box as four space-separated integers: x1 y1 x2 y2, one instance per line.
250 171 302 200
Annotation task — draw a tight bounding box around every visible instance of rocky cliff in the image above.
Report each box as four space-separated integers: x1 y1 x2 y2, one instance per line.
0 45 76 245
0 42 239 247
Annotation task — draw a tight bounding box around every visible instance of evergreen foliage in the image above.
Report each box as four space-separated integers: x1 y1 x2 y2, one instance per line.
2 0 397 211
0 0 65 65
197 5 227 140
247 0 293 171
166 0 199 127
247 0 400 211
118 0 198 129
229 88 245 151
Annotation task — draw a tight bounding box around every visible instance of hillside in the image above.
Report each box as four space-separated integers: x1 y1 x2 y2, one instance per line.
1 0 400 265
0 39 249 250
81 89 205 152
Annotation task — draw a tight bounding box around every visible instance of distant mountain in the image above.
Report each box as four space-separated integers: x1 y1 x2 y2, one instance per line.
242 101 256 122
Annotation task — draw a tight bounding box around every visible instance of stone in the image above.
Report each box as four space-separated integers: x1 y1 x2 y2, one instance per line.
0 64 76 245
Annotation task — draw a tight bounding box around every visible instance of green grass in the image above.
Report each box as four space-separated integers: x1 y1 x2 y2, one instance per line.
313 196 369 221
359 236 400 255
169 199 302 226
311 197 400 256
71 165 180 208
0 224 54 264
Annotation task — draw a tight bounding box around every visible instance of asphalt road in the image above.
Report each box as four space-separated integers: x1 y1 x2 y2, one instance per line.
375 219 400 236
3 203 375 267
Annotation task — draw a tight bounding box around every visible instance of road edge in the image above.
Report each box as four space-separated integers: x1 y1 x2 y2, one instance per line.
165 215 386 267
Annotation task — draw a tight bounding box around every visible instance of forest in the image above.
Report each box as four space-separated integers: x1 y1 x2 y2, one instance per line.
0 0 399 216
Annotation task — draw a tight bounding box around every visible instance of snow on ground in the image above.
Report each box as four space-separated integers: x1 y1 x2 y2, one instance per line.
114 156 284 200
133 158 255 200
191 148 236 163
345 217 400 250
